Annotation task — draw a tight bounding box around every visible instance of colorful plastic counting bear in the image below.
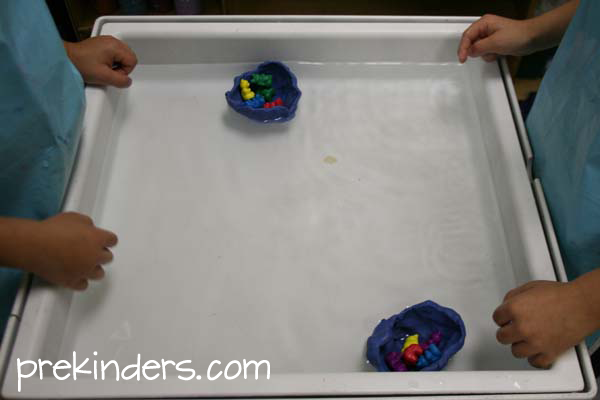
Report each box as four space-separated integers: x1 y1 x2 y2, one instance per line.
239 75 281 109
383 331 444 371
421 331 442 351
251 73 272 88
264 98 283 109
402 344 424 366
416 343 442 369
384 352 408 372
245 94 265 109
240 79 255 100
402 334 419 352
257 87 275 102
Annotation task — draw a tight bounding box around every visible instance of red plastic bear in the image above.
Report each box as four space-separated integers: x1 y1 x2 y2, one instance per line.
263 98 283 109
402 344 424 366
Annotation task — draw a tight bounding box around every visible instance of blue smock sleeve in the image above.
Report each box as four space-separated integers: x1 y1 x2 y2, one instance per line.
0 2 85 336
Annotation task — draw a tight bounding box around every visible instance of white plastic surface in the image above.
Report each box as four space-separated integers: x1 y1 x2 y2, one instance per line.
1 17 591 399
62 62 526 372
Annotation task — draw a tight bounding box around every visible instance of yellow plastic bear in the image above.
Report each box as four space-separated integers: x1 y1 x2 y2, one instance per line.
402 334 419 352
240 79 255 100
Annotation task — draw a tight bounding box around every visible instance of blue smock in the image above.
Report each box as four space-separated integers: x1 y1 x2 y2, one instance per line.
527 0 600 345
528 0 600 280
0 2 85 336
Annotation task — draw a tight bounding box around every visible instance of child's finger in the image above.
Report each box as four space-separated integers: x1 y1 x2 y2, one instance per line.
458 19 488 63
511 342 536 358
98 249 114 265
99 229 118 247
482 54 498 62
72 279 89 291
496 324 522 344
492 303 513 326
528 353 553 369
457 36 472 63
113 43 138 74
63 212 93 225
469 36 499 58
503 281 537 301
89 265 105 280
95 66 132 88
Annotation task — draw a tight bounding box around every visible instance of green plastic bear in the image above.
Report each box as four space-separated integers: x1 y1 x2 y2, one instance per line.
257 87 275 102
251 73 273 88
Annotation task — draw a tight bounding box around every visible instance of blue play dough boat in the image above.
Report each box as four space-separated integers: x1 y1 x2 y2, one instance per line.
225 61 301 123
366 300 466 372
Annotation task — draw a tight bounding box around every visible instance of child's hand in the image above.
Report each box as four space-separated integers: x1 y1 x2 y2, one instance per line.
27 212 118 291
64 36 138 88
457 15 536 63
493 280 597 368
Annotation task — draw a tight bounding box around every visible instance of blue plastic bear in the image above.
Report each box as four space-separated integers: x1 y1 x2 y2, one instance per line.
416 343 442 369
245 94 265 109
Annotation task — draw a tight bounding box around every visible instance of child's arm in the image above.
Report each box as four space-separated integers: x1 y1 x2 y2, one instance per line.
458 0 580 63
0 212 117 291
64 36 138 88
492 271 600 368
